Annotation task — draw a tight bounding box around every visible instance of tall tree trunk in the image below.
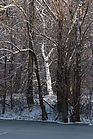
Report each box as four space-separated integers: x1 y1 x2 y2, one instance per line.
8 9 14 110
72 2 82 122
2 0 7 114
2 55 7 114
57 19 68 122
9 56 14 110
26 0 35 109
40 9 53 95
44 59 53 95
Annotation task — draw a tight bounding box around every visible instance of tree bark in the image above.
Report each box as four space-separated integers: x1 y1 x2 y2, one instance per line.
34 55 48 120
40 7 53 95
26 0 35 109
2 55 7 114
57 19 68 122
71 2 82 122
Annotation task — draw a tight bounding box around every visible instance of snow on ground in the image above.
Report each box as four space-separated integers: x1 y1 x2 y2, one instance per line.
44 94 57 105
44 94 57 121
0 106 42 121
0 94 57 122
0 93 93 125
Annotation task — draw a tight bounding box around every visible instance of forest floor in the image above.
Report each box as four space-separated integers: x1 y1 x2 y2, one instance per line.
0 93 92 125
0 94 57 121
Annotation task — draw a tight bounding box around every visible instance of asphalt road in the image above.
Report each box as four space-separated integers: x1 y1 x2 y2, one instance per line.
0 120 93 139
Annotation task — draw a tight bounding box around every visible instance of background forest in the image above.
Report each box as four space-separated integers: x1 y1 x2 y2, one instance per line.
0 0 93 123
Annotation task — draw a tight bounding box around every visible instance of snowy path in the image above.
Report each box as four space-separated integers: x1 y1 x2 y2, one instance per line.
0 120 93 139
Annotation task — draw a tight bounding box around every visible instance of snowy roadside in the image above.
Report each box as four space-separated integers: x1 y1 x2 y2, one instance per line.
0 93 93 125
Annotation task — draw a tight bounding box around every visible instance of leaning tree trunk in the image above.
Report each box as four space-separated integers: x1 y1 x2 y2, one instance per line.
34 55 48 120
27 49 48 120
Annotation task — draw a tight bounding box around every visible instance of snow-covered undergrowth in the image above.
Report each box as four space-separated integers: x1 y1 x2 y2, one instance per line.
0 93 93 125
0 93 57 122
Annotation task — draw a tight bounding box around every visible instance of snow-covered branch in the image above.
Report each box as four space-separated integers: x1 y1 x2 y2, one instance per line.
46 48 55 60
42 0 57 20
0 41 20 51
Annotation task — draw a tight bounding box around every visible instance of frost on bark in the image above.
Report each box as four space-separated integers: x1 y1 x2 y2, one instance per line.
39 6 53 96
41 44 54 96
